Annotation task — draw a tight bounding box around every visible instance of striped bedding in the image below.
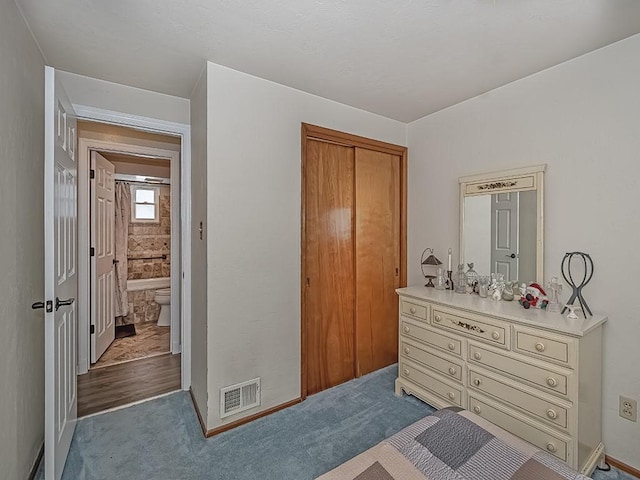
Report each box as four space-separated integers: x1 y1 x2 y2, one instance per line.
317 407 590 480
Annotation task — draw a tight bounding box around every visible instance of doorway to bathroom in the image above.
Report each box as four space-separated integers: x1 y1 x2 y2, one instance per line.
76 121 183 415
91 150 173 368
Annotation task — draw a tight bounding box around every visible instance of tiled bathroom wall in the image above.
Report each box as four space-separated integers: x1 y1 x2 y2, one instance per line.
121 185 171 325
124 289 162 324
127 185 171 280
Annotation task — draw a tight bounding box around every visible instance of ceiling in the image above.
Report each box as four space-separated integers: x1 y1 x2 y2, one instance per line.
15 0 640 122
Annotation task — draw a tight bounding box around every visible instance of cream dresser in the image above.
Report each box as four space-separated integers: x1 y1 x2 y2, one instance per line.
395 286 607 475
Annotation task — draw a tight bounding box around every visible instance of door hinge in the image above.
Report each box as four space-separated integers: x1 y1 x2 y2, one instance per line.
90 324 95 334
90 169 95 179
90 247 95 257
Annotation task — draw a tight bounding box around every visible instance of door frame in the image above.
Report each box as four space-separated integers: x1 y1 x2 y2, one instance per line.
300 123 408 400
75 105 191 391
81 140 179 366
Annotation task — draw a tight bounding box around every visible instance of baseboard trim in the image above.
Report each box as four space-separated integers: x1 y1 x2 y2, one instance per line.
189 388 208 436
204 398 302 438
605 455 640 478
27 443 44 480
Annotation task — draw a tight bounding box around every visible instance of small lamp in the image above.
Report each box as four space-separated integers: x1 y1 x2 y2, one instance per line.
421 248 442 287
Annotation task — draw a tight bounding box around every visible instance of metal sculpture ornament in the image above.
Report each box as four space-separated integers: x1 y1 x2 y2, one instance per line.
560 252 594 319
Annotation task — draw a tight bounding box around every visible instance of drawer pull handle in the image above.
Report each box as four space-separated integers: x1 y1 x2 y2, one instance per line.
448 367 456 376
409 306 416 314
546 443 557 453
491 331 500 340
473 406 481 414
535 342 546 352
474 378 482 386
546 409 558 420
404 347 410 355
473 352 482 360
434 314 442 322
447 392 455 400
403 368 410 376
448 343 455 351
403 325 410 333
546 377 558 388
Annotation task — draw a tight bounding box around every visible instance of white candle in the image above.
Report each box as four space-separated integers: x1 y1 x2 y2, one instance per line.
447 248 452 271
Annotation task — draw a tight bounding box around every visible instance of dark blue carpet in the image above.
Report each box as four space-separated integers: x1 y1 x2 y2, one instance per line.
36 365 637 480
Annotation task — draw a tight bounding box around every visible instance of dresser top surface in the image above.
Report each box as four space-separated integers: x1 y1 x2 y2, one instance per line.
397 286 607 337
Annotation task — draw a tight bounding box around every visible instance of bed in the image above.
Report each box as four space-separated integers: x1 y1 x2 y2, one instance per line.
317 407 590 480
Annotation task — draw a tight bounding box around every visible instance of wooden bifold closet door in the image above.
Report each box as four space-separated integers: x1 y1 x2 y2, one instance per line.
303 125 406 397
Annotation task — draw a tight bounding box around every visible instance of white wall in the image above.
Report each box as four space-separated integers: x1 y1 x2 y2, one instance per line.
408 34 640 468
189 66 209 421
204 62 406 428
58 71 190 125
0 0 46 477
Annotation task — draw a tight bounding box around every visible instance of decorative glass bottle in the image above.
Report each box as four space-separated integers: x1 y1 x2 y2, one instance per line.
455 264 467 294
434 267 446 290
465 263 478 293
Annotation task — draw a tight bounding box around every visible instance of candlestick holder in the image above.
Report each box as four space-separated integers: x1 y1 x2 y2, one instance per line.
445 270 453 290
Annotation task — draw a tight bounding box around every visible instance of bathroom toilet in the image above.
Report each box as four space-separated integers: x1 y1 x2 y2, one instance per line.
154 288 171 327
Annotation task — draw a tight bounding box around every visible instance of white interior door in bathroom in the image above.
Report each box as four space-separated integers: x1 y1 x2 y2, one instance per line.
44 66 78 480
90 151 116 362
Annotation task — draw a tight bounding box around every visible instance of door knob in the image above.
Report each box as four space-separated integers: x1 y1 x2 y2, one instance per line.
32 300 53 312
55 297 75 311
505 253 516 259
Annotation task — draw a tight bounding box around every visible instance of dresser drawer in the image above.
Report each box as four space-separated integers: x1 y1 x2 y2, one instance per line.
400 361 462 406
401 341 463 382
401 299 429 321
401 321 462 356
432 306 509 348
469 343 569 396
468 394 569 462
513 325 575 368
469 369 568 429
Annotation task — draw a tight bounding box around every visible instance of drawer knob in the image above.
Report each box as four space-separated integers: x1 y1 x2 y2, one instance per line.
474 378 482 386
403 368 410 376
404 346 410 355
491 331 500 340
535 342 546 352
410 306 416 314
448 343 455 351
447 392 455 400
403 325 410 333
473 352 482 360
546 377 558 388
546 409 558 420
546 443 557 453
434 314 442 322
448 367 456 376
473 406 481 414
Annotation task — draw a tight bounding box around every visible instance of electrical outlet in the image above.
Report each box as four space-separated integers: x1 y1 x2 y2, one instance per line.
619 396 637 422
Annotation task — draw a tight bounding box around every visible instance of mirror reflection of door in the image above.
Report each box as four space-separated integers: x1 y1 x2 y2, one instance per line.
463 190 537 282
491 192 518 280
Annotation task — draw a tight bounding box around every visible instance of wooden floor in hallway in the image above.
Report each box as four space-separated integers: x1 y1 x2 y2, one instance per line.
78 353 181 417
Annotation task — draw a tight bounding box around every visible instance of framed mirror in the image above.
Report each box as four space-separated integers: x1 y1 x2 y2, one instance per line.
459 164 545 285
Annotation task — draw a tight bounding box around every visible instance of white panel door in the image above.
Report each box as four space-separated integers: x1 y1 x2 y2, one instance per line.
44 66 78 480
491 192 519 280
90 151 116 362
